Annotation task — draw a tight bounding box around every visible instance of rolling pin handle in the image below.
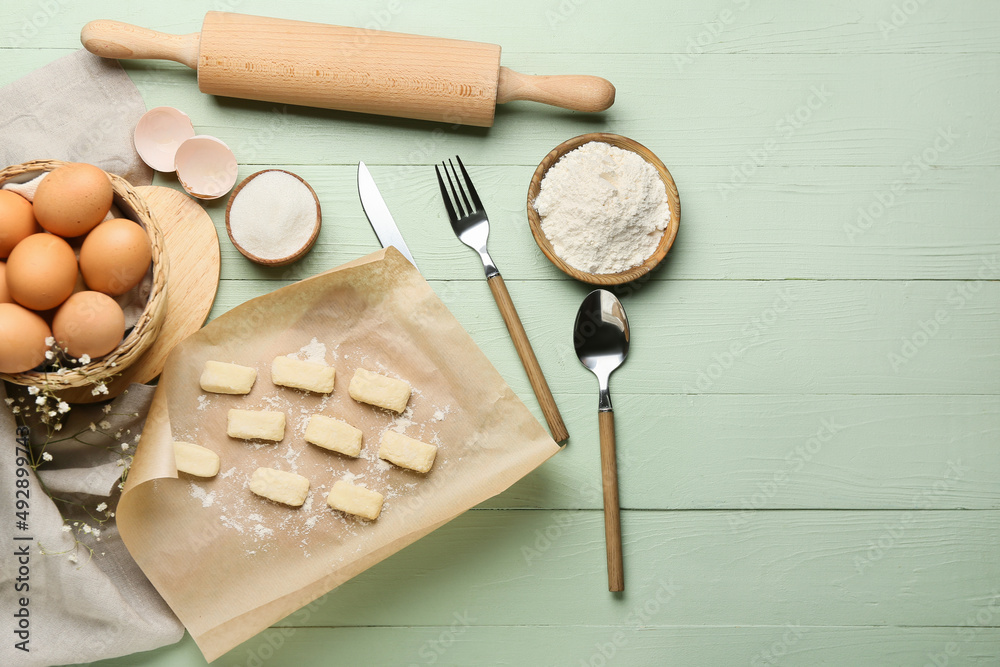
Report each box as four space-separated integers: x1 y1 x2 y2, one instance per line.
496 66 615 113
81 20 201 70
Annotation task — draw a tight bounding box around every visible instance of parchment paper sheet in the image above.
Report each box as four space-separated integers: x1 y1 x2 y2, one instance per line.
117 248 560 661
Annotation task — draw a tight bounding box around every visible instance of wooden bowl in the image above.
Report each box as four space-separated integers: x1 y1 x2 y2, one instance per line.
527 132 680 285
225 169 321 267
0 159 168 389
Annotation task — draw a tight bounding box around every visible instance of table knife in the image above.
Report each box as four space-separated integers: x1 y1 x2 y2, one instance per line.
358 162 417 268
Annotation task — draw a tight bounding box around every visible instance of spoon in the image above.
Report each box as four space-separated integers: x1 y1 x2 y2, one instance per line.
574 289 630 592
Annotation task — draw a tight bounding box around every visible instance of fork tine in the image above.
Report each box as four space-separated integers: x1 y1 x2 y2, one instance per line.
435 164 459 223
455 156 483 212
442 160 466 218
447 158 474 216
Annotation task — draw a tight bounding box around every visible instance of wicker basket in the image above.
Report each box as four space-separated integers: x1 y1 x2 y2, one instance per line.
0 159 168 390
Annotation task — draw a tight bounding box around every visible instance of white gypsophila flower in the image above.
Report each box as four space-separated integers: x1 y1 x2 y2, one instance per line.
92 529 101 538
121 443 128 451
11 408 19 415
54 423 62 431
114 431 122 439
35 396 46 406
44 337 54 346
89 422 97 432
109 512 115 518
134 434 141 443
99 420 111 430
96 502 107 512
57 401 69 413
102 404 112 414
68 554 78 564
41 452 53 462
4 398 13 406
61 525 71 533
27 386 39 396
82 524 92 534
79 354 91 364
44 350 54 360
47 410 56 417
96 384 108 395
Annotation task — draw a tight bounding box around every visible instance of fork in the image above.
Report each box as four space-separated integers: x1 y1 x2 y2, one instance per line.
436 157 569 443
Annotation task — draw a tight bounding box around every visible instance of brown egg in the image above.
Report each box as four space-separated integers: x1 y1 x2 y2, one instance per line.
0 303 52 373
52 291 126 359
79 218 151 296
5 233 78 311
0 190 36 258
33 163 113 238
0 262 10 303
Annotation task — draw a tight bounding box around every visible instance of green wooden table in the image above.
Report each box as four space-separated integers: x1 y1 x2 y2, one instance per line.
6 1 1000 665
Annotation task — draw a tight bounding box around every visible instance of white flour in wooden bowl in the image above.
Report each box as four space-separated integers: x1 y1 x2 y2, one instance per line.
532 141 670 274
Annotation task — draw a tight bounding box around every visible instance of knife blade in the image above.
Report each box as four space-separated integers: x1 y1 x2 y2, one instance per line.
357 161 417 268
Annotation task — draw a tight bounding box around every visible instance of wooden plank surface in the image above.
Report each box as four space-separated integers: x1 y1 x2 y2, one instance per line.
2 0 998 665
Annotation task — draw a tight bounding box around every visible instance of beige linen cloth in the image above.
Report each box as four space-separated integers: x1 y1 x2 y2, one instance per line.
0 50 183 666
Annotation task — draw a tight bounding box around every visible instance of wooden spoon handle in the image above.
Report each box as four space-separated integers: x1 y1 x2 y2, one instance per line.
486 274 569 443
81 20 201 70
599 410 624 592
496 66 615 112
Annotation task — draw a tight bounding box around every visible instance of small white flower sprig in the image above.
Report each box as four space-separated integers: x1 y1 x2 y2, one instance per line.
5 341 138 567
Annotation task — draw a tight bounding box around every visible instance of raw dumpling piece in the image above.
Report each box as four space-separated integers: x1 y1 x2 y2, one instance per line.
173 441 220 478
305 415 363 457
200 360 257 394
349 368 411 413
271 356 336 394
326 480 384 520
227 409 285 441
249 467 310 507
378 431 437 473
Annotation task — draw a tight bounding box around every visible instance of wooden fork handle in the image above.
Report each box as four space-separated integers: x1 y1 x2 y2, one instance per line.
486 274 569 443
599 410 624 592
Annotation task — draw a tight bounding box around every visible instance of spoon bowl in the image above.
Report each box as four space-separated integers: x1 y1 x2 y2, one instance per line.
574 289 630 410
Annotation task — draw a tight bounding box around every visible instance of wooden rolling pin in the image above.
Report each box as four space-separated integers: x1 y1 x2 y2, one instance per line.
81 12 615 127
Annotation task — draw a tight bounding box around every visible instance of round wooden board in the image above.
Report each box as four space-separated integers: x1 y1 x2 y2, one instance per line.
58 186 220 403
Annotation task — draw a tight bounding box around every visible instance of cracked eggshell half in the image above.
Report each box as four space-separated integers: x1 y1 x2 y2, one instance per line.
174 135 239 200
133 106 196 173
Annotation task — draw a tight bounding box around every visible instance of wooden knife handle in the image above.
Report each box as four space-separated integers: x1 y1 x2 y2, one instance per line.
486 274 569 443
81 20 201 70
599 410 624 592
496 66 615 112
